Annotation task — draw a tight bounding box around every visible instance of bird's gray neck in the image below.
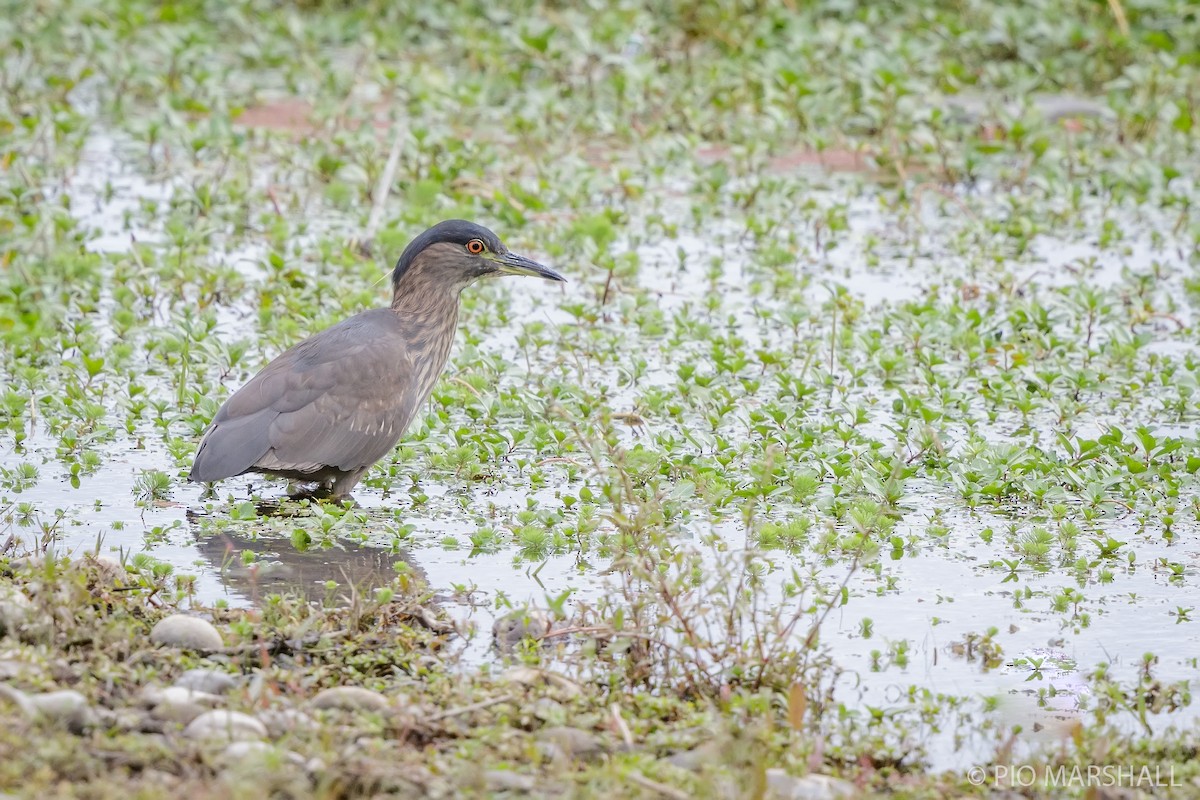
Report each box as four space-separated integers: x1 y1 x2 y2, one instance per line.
389 266 466 401
390 267 466 318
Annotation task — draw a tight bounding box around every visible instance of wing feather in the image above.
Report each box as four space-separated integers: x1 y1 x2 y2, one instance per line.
189 309 421 483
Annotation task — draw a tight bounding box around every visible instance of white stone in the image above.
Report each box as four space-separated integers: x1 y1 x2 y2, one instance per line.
535 726 603 761
28 690 88 721
0 586 31 636
258 707 319 738
0 683 34 717
150 615 224 651
309 686 390 713
140 685 225 708
765 770 858 800
73 555 126 587
174 668 238 695
501 666 583 697
183 709 267 741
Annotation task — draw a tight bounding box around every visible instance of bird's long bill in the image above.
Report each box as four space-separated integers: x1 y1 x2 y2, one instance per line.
495 251 566 282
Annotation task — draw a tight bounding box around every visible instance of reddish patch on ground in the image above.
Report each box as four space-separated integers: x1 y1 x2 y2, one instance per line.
768 148 872 173
234 99 315 133
695 145 732 163
696 145 874 173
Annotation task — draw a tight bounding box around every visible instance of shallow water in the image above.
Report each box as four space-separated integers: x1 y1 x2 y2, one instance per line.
4 123 1199 772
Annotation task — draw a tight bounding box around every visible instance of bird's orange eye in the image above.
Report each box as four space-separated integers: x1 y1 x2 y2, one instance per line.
466 239 485 254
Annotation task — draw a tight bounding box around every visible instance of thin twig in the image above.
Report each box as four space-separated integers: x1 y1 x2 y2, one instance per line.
609 703 634 750
537 624 614 639
627 771 691 800
360 126 405 256
601 267 615 305
449 376 482 400
265 186 283 217
427 693 514 723
1106 0 1130 36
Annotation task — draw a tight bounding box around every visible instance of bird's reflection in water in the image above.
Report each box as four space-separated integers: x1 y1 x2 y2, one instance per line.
194 529 423 606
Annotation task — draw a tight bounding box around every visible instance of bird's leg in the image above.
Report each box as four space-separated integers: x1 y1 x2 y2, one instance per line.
328 468 368 502
286 481 322 500
302 487 359 508
255 498 295 517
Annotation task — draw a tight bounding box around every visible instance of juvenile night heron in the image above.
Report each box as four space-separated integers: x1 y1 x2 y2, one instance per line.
188 220 565 499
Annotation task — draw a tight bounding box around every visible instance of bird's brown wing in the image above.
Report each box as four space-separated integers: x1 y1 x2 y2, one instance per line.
188 310 420 483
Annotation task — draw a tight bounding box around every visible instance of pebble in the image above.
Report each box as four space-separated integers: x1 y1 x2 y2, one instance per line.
73 555 126 588
28 690 88 720
140 685 225 708
0 586 32 637
183 709 268 741
174 668 239 695
485 770 537 792
151 700 210 726
532 697 566 723
309 686 390 713
0 683 35 717
493 608 553 648
90 707 146 733
664 741 723 771
535 726 604 762
765 770 857 800
150 615 224 651
141 690 214 727
0 659 37 682
258 708 319 738
26 689 95 733
245 671 272 703
501 666 583 697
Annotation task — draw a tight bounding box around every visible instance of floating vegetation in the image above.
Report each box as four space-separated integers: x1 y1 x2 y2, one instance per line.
2 0 1199 796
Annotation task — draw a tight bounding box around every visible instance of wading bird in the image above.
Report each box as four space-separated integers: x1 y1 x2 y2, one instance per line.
189 220 564 500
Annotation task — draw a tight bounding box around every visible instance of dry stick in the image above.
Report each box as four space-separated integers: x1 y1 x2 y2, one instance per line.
265 186 283 217
627 771 691 800
650 563 717 683
609 703 635 750
360 126 405 255
427 693 515 723
449 376 482 400
601 267 615 306
538 624 615 639
1149 312 1186 331
1106 0 1130 36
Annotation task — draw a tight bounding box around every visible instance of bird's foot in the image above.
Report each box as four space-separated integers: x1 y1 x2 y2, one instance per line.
288 485 358 508
254 498 306 517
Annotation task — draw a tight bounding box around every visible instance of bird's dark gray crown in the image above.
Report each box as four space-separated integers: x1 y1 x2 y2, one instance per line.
391 219 503 287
